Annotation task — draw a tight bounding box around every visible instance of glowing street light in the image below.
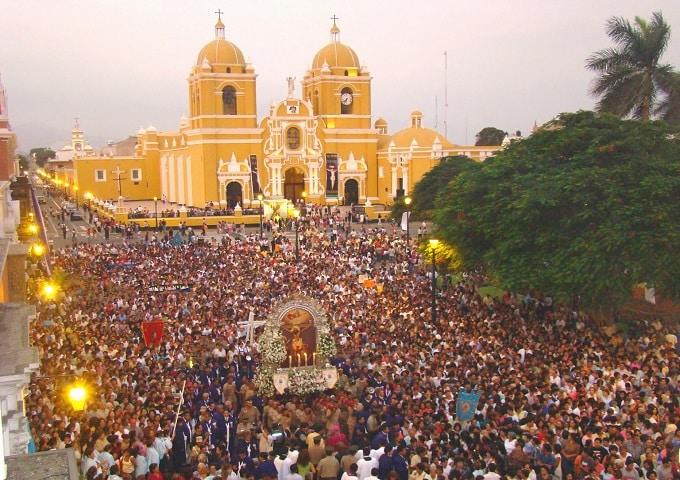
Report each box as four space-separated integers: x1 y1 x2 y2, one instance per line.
39 281 59 301
27 223 39 235
31 243 46 257
66 384 88 411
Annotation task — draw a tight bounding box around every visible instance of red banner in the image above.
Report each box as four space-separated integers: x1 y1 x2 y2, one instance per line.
142 320 164 347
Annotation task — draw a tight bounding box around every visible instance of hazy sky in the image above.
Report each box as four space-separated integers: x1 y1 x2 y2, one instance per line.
2 0 679 151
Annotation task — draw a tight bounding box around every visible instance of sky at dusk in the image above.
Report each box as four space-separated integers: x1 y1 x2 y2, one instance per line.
2 0 680 151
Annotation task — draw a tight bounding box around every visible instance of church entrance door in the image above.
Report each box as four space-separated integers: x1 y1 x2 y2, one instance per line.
226 182 242 209
344 179 359 205
284 168 305 203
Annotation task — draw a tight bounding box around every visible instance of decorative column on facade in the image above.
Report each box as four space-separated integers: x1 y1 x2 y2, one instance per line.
402 167 408 195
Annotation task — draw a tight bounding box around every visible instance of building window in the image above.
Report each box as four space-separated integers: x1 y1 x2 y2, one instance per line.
131 168 142 182
222 86 237 115
95 169 106 182
286 127 300 150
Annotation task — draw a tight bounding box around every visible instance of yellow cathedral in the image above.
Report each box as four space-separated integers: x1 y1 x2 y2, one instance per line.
70 17 500 209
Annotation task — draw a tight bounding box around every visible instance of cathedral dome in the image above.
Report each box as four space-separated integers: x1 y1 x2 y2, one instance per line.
196 17 246 70
389 111 455 149
312 42 360 70
197 39 246 68
311 19 360 72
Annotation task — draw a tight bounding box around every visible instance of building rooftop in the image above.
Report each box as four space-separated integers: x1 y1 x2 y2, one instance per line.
0 303 38 376
6 448 79 480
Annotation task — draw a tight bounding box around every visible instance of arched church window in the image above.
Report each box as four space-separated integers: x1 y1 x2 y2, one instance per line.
313 90 319 115
227 67 231 73
222 86 237 115
340 87 353 115
287 127 300 150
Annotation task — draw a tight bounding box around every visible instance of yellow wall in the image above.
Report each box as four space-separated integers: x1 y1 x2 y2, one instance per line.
74 155 160 201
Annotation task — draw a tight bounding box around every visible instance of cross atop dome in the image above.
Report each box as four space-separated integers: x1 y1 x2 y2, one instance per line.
214 9 225 39
330 14 340 42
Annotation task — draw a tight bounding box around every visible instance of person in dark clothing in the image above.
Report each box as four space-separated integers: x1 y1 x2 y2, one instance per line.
392 446 409 480
255 452 278 480
378 445 395 480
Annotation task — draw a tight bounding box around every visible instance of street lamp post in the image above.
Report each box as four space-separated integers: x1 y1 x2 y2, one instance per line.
153 196 158 230
84 192 93 223
257 193 264 239
73 186 79 208
404 196 412 245
292 208 300 262
429 238 439 325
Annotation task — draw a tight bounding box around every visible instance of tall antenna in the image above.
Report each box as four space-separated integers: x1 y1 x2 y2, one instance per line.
434 96 438 129
465 116 469 145
444 51 448 139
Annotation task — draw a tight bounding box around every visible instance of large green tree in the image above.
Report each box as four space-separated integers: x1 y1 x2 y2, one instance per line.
29 147 56 167
410 155 477 219
434 111 680 316
475 127 506 146
390 155 477 221
586 11 678 122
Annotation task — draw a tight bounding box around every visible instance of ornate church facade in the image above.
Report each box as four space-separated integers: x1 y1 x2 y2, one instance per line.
71 17 500 208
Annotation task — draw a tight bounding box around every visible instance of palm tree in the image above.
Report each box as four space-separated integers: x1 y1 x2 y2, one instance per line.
586 11 675 121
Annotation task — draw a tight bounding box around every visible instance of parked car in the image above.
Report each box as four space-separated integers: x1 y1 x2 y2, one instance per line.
70 211 83 221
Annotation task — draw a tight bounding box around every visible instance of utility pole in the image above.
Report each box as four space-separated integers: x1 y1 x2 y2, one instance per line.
444 51 448 140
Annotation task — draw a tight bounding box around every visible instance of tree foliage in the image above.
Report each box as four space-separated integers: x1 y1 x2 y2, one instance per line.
408 155 477 220
586 11 679 122
434 111 680 313
29 147 56 167
475 127 506 146
17 153 29 171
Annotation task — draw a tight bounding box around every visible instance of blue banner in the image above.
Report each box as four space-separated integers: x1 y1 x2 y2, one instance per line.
456 390 480 422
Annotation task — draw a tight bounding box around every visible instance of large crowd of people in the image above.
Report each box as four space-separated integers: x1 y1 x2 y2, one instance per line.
25 212 679 480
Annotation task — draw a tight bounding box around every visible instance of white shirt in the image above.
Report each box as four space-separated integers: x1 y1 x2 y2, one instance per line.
370 447 384 461
357 456 379 480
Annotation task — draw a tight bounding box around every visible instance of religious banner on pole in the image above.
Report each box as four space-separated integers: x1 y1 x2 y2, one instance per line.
249 155 261 197
456 389 480 422
142 320 164 347
400 212 408 231
325 154 338 197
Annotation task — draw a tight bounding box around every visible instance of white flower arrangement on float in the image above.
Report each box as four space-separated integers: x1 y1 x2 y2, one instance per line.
254 365 276 397
317 334 337 359
287 368 327 395
259 328 287 365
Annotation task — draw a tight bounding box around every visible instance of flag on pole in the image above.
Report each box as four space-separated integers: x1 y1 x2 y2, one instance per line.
456 390 480 422
142 320 164 347
400 212 408 232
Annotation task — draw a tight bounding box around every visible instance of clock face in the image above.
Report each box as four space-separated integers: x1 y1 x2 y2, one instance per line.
341 92 353 105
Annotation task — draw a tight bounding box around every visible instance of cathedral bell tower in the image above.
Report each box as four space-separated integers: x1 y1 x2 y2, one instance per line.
188 13 257 129
302 17 372 130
